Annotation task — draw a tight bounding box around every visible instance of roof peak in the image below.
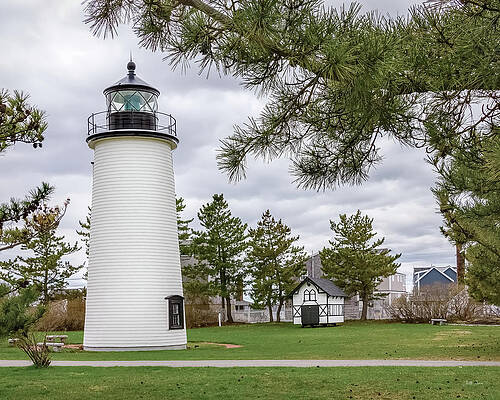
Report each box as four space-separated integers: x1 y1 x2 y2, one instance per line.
103 59 160 95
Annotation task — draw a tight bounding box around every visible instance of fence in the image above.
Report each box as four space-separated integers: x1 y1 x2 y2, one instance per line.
233 306 292 323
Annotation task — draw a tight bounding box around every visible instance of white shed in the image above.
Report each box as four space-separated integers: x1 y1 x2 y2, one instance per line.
289 277 347 326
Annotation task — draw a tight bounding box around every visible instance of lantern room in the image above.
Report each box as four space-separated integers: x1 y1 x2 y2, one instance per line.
87 60 177 143
103 60 159 131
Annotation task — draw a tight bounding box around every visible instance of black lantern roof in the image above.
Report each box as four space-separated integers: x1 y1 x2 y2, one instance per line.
103 60 160 96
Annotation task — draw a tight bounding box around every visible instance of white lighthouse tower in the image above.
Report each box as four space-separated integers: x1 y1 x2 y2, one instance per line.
83 60 186 351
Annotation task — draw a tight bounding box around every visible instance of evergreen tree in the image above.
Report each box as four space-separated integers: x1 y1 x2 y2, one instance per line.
0 89 46 153
431 135 500 305
85 0 498 303
176 197 193 256
0 285 45 337
320 210 401 320
189 194 247 322
84 0 498 189
176 197 209 303
76 207 92 280
0 82 54 341
247 210 306 322
0 183 55 253
431 197 468 284
1 88 51 254
0 202 82 304
76 207 91 257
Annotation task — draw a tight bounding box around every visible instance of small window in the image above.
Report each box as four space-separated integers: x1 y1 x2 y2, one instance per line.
166 295 184 330
328 304 344 316
303 289 317 302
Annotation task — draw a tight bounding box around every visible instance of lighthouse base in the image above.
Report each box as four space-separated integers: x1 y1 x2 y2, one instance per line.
84 344 186 352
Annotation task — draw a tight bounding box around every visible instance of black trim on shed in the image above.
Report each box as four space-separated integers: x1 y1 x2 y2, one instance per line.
288 277 347 298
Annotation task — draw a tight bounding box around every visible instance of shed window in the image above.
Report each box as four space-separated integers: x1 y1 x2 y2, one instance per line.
328 304 344 316
166 295 184 330
303 289 317 302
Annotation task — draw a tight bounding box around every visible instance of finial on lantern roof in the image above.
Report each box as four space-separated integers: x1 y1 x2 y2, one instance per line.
103 55 160 96
127 53 136 77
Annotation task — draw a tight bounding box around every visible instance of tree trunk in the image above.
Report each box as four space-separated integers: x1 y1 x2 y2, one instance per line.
360 294 369 320
225 296 233 323
43 268 49 304
276 301 283 322
268 303 274 322
456 242 465 284
220 268 227 313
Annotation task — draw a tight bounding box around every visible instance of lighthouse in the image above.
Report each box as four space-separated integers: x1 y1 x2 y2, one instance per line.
84 60 186 351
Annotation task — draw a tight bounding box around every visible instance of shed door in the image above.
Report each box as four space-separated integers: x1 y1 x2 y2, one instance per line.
301 305 319 325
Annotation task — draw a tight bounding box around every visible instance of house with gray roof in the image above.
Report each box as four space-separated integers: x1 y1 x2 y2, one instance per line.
413 266 457 291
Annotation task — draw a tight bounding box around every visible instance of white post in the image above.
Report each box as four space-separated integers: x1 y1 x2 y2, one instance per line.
218 312 222 327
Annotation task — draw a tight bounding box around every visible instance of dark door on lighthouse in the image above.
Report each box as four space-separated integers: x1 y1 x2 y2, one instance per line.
301 305 319 325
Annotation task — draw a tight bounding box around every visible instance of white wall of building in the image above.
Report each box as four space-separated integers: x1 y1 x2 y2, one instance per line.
84 137 186 350
292 282 344 325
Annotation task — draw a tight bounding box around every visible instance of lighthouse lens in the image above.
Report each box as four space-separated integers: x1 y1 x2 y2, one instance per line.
108 90 158 113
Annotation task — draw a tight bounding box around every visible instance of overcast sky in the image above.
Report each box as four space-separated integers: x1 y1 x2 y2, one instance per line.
0 0 455 289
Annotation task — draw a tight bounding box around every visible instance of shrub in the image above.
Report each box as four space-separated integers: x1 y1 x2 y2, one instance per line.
0 285 52 367
386 284 485 323
16 333 51 368
447 286 483 321
0 286 45 337
185 304 218 328
36 297 85 331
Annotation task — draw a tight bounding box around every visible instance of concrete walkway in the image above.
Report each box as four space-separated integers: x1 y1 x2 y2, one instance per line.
1 359 499 367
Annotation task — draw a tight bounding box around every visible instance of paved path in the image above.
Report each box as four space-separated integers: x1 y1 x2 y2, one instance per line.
1 359 499 367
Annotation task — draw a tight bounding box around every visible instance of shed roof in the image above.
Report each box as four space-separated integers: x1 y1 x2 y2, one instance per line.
289 277 347 298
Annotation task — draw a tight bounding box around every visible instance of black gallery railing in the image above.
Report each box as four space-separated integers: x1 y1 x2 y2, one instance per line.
88 110 177 137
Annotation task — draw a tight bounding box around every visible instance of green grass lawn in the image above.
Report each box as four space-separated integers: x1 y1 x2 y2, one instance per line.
1 321 499 361
0 366 499 399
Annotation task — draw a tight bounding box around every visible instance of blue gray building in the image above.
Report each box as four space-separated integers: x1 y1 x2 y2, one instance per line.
413 266 457 291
